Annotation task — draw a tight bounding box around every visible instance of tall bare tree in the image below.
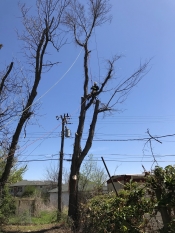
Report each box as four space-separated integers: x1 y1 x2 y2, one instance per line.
0 0 70 187
44 163 70 184
64 0 150 228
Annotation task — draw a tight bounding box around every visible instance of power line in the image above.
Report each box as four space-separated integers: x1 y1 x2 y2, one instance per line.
4 49 82 127
19 153 175 157
91 133 175 142
16 158 175 163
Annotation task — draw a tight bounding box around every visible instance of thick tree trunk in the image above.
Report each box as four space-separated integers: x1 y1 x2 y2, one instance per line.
68 100 99 231
68 157 80 230
0 36 48 187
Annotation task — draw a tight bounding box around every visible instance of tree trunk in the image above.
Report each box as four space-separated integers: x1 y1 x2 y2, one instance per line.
68 100 99 231
155 189 171 230
68 157 80 230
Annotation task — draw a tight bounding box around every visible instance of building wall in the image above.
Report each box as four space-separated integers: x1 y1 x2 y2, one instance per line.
50 192 69 208
107 181 124 192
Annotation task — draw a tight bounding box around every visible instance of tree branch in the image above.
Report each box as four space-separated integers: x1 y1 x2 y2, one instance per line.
0 62 14 95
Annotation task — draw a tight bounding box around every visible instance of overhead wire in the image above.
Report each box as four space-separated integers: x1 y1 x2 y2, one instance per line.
16 158 175 163
9 82 93 160
0 48 85 162
4 48 83 127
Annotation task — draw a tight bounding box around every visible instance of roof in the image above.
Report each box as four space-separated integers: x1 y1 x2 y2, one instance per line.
10 180 56 187
49 184 108 193
48 184 69 193
107 174 146 183
111 174 145 178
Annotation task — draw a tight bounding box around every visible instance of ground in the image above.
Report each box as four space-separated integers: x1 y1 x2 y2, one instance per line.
0 224 72 233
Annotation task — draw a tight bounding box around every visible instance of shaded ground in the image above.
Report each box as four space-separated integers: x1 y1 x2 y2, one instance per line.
0 224 72 233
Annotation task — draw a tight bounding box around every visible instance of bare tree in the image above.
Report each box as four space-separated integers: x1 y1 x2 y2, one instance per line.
64 0 150 228
45 163 69 184
0 0 70 187
79 154 107 192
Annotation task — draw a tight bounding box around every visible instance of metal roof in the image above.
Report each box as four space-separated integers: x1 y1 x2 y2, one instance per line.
111 174 145 178
48 184 69 193
10 180 56 187
49 184 108 193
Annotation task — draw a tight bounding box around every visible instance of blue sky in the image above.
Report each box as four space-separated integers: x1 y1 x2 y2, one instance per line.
1 0 175 180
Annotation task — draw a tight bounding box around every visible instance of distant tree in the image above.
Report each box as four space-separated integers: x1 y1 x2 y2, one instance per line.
44 163 69 184
64 0 150 228
0 0 70 188
79 154 107 192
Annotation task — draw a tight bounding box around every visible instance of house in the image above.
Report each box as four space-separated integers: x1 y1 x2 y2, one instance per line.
49 183 108 208
107 174 146 192
48 184 69 208
10 180 57 197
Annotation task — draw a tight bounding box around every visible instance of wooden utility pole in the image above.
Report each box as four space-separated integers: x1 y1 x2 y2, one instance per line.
101 157 118 196
56 114 71 217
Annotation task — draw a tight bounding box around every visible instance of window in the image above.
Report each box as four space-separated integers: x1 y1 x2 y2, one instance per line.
10 188 13 193
18 187 22 192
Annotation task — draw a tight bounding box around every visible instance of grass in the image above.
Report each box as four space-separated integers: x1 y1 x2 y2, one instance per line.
8 210 57 225
1 212 71 233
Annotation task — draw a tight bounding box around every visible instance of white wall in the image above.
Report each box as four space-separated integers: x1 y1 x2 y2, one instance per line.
50 192 69 208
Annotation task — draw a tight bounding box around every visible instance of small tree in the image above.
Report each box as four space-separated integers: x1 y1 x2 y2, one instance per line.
45 163 70 184
0 185 16 224
79 154 107 192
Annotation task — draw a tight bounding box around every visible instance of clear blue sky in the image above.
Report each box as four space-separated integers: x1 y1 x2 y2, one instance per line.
1 0 175 180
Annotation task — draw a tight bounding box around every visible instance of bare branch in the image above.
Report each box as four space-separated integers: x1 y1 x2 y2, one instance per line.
0 62 14 95
104 59 151 110
64 0 111 45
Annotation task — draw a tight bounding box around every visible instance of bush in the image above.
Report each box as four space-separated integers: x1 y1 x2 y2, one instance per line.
81 181 154 233
22 185 39 197
0 186 16 224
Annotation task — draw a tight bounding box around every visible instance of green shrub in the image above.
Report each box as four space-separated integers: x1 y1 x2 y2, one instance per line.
81 181 154 233
22 185 38 197
0 186 16 224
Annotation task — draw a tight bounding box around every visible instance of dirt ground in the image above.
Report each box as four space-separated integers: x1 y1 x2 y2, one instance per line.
0 224 72 233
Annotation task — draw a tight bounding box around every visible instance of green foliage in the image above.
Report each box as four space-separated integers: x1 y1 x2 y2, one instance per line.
79 154 107 191
81 181 154 233
81 165 175 233
0 154 27 184
22 185 38 197
0 154 26 225
146 165 175 232
0 186 16 224
9 210 57 225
